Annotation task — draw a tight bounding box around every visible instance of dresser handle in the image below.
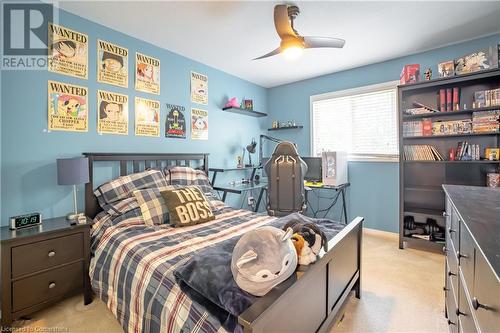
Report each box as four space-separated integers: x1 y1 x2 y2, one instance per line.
447 319 456 326
472 297 489 311
457 251 468 259
48 282 56 289
448 227 456 234
48 251 56 257
448 270 456 277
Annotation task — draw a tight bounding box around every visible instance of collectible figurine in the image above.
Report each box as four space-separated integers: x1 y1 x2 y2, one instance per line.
424 68 432 80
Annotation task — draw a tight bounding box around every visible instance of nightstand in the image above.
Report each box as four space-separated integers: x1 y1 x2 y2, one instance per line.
0 216 93 326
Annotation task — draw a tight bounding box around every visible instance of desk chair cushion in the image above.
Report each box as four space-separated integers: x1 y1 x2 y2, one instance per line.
264 142 308 216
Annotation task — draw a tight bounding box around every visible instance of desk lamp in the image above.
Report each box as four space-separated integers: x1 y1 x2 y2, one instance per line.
57 157 89 220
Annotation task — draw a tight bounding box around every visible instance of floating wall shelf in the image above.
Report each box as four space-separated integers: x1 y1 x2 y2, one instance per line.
268 126 303 131
222 107 267 118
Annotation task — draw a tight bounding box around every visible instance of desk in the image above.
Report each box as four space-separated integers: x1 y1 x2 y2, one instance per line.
305 183 350 224
209 166 261 185
213 181 267 212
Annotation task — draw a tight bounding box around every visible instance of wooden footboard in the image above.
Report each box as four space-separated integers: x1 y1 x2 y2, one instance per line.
238 216 364 333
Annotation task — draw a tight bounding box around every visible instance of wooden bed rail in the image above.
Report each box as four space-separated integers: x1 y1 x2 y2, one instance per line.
239 216 364 333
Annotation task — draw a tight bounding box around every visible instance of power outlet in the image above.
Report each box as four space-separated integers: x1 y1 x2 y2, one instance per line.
247 196 255 206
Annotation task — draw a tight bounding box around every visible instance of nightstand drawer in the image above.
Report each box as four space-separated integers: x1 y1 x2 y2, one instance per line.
12 261 83 312
12 233 83 278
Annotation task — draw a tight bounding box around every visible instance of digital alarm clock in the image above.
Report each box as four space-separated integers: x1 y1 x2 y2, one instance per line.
10 213 42 230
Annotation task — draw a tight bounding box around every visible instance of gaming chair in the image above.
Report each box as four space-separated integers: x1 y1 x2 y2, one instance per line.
264 142 308 216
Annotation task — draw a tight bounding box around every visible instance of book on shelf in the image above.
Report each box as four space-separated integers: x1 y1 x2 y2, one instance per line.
453 141 481 161
473 88 500 108
404 145 444 161
446 88 452 112
432 119 472 135
472 110 500 133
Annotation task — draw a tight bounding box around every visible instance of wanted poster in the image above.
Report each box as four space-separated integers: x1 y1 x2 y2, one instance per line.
190 71 208 105
97 40 128 88
97 90 129 135
48 23 88 79
165 103 186 138
191 108 208 140
135 97 160 137
135 52 160 95
48 80 88 132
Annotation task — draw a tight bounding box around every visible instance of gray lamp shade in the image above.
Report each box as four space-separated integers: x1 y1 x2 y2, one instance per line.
57 157 89 185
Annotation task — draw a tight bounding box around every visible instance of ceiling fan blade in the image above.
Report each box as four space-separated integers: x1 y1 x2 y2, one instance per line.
274 4 296 39
253 48 280 60
304 36 345 49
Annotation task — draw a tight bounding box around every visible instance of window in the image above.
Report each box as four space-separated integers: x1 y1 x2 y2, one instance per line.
310 81 399 161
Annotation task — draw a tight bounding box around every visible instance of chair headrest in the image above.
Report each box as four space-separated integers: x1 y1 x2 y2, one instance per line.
271 141 299 158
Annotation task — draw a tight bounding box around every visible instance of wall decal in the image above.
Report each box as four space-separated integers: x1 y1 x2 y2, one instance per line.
97 90 129 135
191 108 208 140
97 39 128 88
48 23 88 79
135 97 160 137
135 52 160 95
165 103 186 139
190 71 208 105
47 80 88 132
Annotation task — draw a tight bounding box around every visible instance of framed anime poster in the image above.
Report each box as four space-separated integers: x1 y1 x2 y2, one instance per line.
97 90 129 135
97 40 128 88
48 23 88 79
135 97 160 137
47 80 88 132
191 108 208 140
135 52 160 95
165 103 186 139
190 71 208 105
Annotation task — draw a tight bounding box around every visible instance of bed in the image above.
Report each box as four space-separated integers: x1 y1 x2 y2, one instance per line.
84 152 364 333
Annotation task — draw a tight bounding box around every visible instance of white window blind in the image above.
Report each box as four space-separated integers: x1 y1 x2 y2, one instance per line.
311 83 398 160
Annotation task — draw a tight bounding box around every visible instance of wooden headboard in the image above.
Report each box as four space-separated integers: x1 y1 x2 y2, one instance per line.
83 152 209 219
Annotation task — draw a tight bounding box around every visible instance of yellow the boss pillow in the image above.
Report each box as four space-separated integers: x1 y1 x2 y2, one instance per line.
160 186 215 227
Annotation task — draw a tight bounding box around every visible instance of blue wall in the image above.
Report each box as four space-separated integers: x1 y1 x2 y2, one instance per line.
0 8 267 224
267 34 500 232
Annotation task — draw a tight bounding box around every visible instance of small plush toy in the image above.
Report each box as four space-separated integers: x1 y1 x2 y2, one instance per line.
283 220 327 265
224 97 239 108
231 226 297 296
291 233 317 265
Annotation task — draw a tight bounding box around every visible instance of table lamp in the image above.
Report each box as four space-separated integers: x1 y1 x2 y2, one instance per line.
246 138 257 167
57 157 89 220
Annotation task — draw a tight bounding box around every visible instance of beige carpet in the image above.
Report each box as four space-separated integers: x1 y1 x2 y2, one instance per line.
11 229 446 333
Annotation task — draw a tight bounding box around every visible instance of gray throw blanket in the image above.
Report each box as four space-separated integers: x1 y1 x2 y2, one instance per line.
173 213 345 332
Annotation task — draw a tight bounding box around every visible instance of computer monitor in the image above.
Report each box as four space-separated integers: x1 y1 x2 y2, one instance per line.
302 157 322 182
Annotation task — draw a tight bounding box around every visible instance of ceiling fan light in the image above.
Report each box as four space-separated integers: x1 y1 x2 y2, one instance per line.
280 38 305 60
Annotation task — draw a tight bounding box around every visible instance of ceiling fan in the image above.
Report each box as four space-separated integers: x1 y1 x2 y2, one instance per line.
254 4 345 60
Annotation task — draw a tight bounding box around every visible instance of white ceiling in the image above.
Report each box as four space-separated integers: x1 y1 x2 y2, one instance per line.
56 1 500 88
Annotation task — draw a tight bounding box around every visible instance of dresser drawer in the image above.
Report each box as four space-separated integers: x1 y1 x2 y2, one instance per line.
458 224 475 291
12 261 83 312
472 252 500 333
446 255 459 303
458 274 477 333
448 206 460 251
446 273 459 333
12 233 83 278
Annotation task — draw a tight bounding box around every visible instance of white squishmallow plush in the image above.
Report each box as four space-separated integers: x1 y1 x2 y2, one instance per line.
231 226 298 296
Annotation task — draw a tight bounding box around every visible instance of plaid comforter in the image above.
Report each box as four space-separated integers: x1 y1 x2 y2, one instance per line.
90 206 277 333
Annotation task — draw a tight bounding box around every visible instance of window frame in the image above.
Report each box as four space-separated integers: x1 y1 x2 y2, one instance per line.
309 80 400 162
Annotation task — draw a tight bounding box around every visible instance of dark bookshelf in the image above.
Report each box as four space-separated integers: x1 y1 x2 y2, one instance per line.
398 68 499 252
402 105 500 120
268 126 303 131
221 107 267 118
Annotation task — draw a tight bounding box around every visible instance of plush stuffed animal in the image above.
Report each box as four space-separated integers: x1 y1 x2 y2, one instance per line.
231 226 297 296
224 97 239 108
283 220 328 265
291 233 317 265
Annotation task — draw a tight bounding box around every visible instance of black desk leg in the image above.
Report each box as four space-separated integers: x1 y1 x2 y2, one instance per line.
211 171 218 185
221 191 228 202
341 188 348 224
254 188 266 212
